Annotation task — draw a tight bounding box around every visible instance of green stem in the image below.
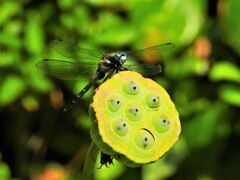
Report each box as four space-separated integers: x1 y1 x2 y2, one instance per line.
81 141 100 180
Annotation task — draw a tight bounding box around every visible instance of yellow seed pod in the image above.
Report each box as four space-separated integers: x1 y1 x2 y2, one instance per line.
90 71 181 167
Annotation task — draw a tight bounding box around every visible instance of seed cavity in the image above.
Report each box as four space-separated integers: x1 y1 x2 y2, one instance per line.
122 80 140 95
133 129 155 150
125 104 142 122
152 113 171 134
107 95 122 112
112 119 128 137
145 93 160 108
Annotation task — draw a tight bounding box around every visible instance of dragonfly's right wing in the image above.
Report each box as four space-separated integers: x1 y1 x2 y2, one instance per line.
36 59 98 80
123 64 162 77
126 43 175 60
122 43 174 77
50 39 104 62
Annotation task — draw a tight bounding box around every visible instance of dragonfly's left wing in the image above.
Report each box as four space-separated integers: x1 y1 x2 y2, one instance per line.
36 59 98 80
50 39 104 63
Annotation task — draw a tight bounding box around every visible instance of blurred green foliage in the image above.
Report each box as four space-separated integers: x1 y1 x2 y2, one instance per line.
0 0 239 179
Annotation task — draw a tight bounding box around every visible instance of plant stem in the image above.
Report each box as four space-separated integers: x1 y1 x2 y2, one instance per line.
81 141 100 180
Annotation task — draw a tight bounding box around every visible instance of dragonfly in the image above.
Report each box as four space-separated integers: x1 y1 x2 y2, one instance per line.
36 39 174 111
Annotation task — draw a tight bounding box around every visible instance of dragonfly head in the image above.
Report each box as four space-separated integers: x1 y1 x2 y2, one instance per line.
115 52 127 64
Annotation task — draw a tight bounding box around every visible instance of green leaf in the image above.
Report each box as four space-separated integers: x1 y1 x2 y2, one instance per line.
130 0 205 45
0 30 22 49
0 75 26 106
219 84 240 107
209 61 240 83
220 0 240 55
0 1 21 25
60 13 75 29
86 0 125 6
24 60 53 93
93 12 135 46
29 75 53 93
165 57 209 78
185 102 227 148
24 11 45 55
58 0 75 9
143 158 175 180
0 162 11 180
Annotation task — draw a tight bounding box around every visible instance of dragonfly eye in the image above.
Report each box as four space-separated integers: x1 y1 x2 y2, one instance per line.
116 52 127 64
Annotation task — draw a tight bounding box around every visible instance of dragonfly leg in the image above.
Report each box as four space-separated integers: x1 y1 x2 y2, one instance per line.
103 69 115 82
121 67 129 71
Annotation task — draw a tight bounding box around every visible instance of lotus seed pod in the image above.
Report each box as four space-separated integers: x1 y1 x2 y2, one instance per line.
90 71 181 167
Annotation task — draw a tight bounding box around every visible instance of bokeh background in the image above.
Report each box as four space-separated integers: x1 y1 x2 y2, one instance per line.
0 0 240 179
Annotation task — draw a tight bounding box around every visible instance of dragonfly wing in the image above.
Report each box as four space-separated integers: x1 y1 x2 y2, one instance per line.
123 64 162 77
126 43 175 61
36 59 98 80
50 39 104 62
121 43 174 76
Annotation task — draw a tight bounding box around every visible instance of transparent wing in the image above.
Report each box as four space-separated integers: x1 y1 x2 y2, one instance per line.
36 59 98 80
123 64 162 77
122 43 174 76
126 43 175 60
50 39 104 62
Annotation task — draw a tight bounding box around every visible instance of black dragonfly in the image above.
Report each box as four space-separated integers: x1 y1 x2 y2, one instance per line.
36 39 174 111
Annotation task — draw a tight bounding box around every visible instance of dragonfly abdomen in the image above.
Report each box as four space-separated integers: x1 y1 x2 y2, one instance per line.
64 72 103 111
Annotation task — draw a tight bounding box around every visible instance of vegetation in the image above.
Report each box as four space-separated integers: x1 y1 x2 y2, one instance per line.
0 0 239 179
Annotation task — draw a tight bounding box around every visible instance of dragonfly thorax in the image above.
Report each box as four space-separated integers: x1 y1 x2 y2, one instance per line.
102 52 127 68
